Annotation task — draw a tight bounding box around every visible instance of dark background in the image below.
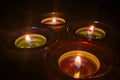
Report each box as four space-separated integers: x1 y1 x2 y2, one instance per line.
0 0 119 80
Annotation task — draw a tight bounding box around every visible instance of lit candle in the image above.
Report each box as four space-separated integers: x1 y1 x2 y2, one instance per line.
75 25 106 40
87 25 94 36
41 17 65 25
52 17 57 24
74 56 81 78
58 50 100 79
15 34 47 48
75 56 81 68
26 35 32 44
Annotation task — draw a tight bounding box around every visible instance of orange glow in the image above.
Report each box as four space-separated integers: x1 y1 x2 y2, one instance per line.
75 56 81 67
87 25 94 35
52 17 56 24
74 72 80 79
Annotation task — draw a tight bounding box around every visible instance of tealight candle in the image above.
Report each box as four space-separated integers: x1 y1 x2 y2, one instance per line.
15 34 47 48
41 17 65 25
58 50 100 79
45 40 114 80
75 25 106 40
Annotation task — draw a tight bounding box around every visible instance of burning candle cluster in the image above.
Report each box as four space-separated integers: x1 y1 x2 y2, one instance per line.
10 11 115 80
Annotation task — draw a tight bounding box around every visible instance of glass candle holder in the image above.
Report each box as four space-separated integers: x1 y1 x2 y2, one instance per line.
41 17 65 25
15 34 47 48
58 50 100 79
41 12 65 25
44 40 114 80
0 26 57 80
67 20 111 41
75 25 106 40
0 25 57 58
40 12 66 32
13 26 57 49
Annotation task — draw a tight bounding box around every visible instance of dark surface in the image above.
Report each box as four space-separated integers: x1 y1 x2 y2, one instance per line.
0 0 119 80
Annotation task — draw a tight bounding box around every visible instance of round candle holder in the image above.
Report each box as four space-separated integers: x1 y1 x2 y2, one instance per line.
41 17 65 25
67 20 111 41
0 26 57 79
41 17 65 32
0 25 57 58
39 12 66 32
45 40 114 80
15 34 47 48
40 12 65 25
75 26 106 40
58 50 100 79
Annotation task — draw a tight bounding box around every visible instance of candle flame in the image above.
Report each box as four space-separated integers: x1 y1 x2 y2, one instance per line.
87 25 94 36
74 56 81 79
75 56 81 67
74 72 80 79
52 17 56 24
25 35 31 43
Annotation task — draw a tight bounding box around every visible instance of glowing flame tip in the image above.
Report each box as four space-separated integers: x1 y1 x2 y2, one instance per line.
87 25 94 35
75 56 81 67
25 35 31 43
52 17 56 24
